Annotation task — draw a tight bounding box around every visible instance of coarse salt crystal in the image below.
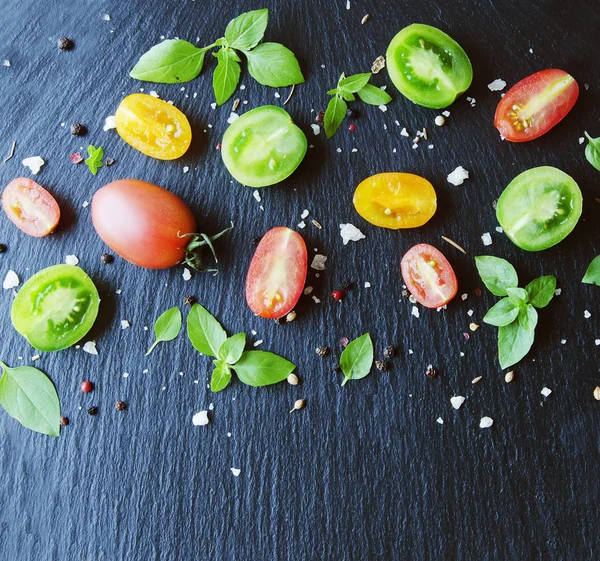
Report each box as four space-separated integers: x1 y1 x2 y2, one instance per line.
297 221 306 229
436 417 444 425
2 59 10 67
596 339 600 346
541 387 552 397
253 190 261 203
121 320 130 329
400 127 409 137
227 112 239 124
65 255 79 265
461 293 468 301
183 166 189 173
479 416 493 428
22 156 45 174
231 468 241 477
102 13 111 20
487 79 506 91
3 270 19 290
336 148 342 153
339 223 366 245
82 200 89 208
481 232 492 246
253 340 263 347
378 105 388 112
450 396 465 410
411 306 419 318
103 115 116 131
149 90 159 98
192 411 210 426
364 281 371 288
579 137 585 145
83 341 98 355
301 209 309 219
182 268 192 281
310 124 320 136
310 254 327 270
447 166 469 186
496 226 503 233
585 310 592 319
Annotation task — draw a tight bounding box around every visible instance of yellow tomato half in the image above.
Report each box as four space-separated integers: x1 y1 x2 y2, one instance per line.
353 172 437 229
115 94 192 160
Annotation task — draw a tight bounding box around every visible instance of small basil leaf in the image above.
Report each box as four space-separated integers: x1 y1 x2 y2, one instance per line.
327 88 339 96
582 256 600 286
518 304 538 333
213 48 241 105
211 360 232 393
233 351 295 386
525 275 556 308
340 333 374 386
506 287 528 306
244 42 305 87
338 73 371 94
356 83 392 105
187 303 227 357
498 321 535 369
483 298 519 327
146 307 182 356
475 256 519 296
584 132 600 172
324 95 347 139
338 91 355 102
85 145 104 176
218 333 246 365
224 9 268 51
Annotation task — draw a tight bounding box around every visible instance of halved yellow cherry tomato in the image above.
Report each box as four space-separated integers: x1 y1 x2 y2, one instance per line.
115 93 192 160
353 173 437 229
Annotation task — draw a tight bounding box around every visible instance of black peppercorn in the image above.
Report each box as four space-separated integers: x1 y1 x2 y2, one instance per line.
184 295 197 307
331 362 341 373
383 345 395 358
340 280 353 291
101 253 114 264
87 406 99 416
115 401 127 411
316 346 330 358
315 110 325 124
70 123 87 136
57 37 74 51
346 109 358 119
426 365 438 378
0 244 6 253
375 360 389 372
60 416 69 426
104 157 115 166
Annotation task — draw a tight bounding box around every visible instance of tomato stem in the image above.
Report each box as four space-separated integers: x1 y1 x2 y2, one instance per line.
180 222 234 274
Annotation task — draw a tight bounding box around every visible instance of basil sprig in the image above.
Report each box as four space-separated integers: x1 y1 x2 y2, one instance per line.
339 333 374 386
584 132 600 172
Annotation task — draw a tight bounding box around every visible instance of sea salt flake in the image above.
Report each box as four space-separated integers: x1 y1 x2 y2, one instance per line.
447 166 469 186
541 387 552 397
411 306 420 318
253 190 261 203
2 59 10 67
596 339 600 346
65 254 79 265
436 417 444 425
301 209 309 219
149 90 159 98
312 296 321 304
461 293 468 301
22 156 45 174
82 200 89 208
310 254 327 270
378 105 388 112
183 166 189 173
364 282 371 288
310 124 320 136
102 13 111 21
451 396 466 410
231 468 241 477
253 340 263 347
121 320 130 329
83 341 98 355
298 221 306 228
182 268 192 281
481 232 492 246
496 226 503 233
339 223 365 245
579 137 585 145
479 416 493 428
400 127 409 137
442 110 451 117
227 112 239 124
3 270 19 290
192 411 209 426
487 79 506 91
585 310 592 319
103 115 116 131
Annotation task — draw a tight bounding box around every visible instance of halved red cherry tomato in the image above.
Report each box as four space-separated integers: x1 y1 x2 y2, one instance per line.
2 177 60 237
401 243 458 308
246 227 307 319
494 69 578 142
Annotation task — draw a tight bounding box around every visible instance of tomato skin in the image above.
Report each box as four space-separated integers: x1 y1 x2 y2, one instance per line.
401 244 458 308
494 69 578 142
2 177 60 237
246 227 307 319
91 179 196 269
115 93 192 160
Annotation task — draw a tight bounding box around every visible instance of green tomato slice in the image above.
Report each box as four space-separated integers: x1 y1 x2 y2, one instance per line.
386 24 473 109
496 166 582 252
221 105 307 187
11 265 100 352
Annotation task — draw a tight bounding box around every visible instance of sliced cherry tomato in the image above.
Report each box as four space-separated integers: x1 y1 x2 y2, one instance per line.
496 166 582 251
246 227 307 319
401 244 458 308
386 24 472 109
353 173 437 229
11 265 100 352
494 69 578 142
2 177 60 237
115 93 192 160
221 105 307 187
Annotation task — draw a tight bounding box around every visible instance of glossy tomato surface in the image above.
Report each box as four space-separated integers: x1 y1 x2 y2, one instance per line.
2 177 60 237
11 265 100 352
91 179 196 269
353 173 437 229
115 93 192 159
246 227 307 319
401 244 458 308
494 69 578 142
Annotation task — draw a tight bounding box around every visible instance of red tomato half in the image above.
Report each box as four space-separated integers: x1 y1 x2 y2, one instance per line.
246 227 307 319
2 177 60 237
91 179 196 269
401 244 458 308
494 69 578 142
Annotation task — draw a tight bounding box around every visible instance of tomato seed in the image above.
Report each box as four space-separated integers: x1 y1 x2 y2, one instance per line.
80 380 94 393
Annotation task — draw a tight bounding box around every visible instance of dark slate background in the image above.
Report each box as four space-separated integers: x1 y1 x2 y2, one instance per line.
1 0 600 559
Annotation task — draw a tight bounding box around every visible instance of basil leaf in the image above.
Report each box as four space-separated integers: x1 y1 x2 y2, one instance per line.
130 39 207 83
233 351 295 386
525 275 556 308
475 255 519 296
338 73 371 94
324 95 347 139
327 87 339 96
340 333 374 386
506 287 528 306
244 42 304 87
356 83 393 105
187 303 227 357
582 256 600 286
584 132 600 172
85 145 104 176
338 91 356 102
498 321 535 369
146 307 182 355
224 8 268 51
518 304 538 333
211 360 232 393
0 363 60 437
218 333 246 365
483 298 519 327
213 48 241 105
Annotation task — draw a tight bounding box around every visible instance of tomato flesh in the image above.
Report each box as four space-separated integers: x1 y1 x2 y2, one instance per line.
2 177 60 237
496 166 582 251
115 93 192 159
11 265 100 352
246 227 307 318
401 244 458 308
494 69 578 142
353 173 436 229
91 179 196 269
221 105 307 187
386 24 472 109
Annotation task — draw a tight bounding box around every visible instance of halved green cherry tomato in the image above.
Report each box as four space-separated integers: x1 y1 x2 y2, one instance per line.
11 265 100 352
2 177 60 237
246 227 307 319
386 24 472 109
494 70 578 142
401 244 458 308
353 173 437 229
115 93 192 160
496 166 582 251
221 106 307 187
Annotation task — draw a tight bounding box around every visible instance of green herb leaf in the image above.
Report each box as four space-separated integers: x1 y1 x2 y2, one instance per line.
130 39 208 83
85 145 104 176
498 321 535 369
213 48 241 105
356 83 393 105
327 87 339 96
582 256 600 286
525 275 556 308
518 304 538 333
211 360 232 392
483 298 519 327
338 90 356 102
340 333 374 386
475 255 519 296
244 42 305 87
224 8 269 51
187 303 227 357
506 287 528 306
233 351 295 386
584 132 600 172
0 362 60 437
324 95 347 139
146 307 182 355
218 333 246 365
338 73 371 94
